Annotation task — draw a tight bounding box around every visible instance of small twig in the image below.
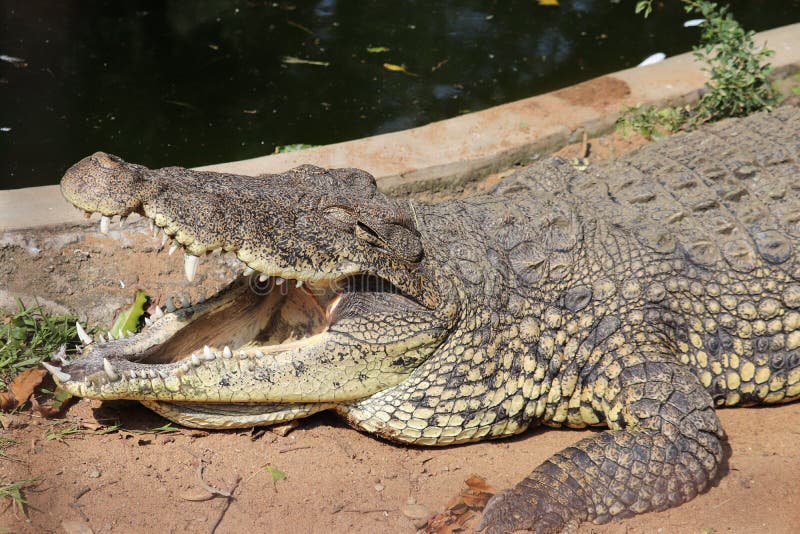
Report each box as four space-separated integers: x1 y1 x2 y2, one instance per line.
431 58 449 72
208 475 241 534
180 445 204 461
713 497 734 509
69 502 90 522
196 462 232 498
287 20 315 36
278 445 312 454
408 200 420 228
581 130 591 159
341 508 395 514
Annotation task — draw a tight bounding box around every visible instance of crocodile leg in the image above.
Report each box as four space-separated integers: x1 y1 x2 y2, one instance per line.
478 351 723 533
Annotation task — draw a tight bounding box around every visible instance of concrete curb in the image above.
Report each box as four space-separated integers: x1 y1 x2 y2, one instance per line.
2 23 799 231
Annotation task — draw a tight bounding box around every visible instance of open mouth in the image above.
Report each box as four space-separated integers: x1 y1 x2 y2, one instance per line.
45 211 436 403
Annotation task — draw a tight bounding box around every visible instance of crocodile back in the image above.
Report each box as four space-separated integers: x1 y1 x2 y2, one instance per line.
574 106 800 278
490 107 800 409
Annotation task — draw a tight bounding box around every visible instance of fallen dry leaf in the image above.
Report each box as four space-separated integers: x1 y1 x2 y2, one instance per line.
31 397 64 418
179 488 215 502
0 368 47 411
419 474 496 533
465 474 496 494
383 63 418 76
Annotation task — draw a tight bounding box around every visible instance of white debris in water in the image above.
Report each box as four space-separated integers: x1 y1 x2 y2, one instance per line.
684 19 706 27
0 54 25 64
638 53 666 67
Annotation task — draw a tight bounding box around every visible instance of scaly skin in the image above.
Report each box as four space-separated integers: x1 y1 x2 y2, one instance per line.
47 107 800 533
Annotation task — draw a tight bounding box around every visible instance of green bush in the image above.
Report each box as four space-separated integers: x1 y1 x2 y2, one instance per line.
620 1 777 138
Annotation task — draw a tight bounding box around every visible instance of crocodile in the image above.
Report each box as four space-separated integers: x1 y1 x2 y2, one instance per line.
43 107 800 533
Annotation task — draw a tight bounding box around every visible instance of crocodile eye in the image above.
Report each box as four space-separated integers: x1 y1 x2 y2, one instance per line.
323 207 357 227
355 223 384 248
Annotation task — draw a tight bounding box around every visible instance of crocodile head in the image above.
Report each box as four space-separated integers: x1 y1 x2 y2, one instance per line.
48 152 457 427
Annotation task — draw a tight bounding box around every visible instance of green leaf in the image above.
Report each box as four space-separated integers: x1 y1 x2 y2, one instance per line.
274 143 316 154
263 465 286 483
109 290 148 338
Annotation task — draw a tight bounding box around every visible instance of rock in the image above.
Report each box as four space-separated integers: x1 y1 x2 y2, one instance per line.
62 519 94 534
401 503 431 528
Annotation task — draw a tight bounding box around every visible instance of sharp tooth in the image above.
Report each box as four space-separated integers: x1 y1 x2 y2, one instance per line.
138 370 149 379
50 345 68 364
258 274 269 282
275 277 285 286
255 351 265 359
147 369 158 379
42 361 71 382
202 345 216 360
119 215 127 228
326 293 343 320
158 370 169 379
144 317 153 326
150 220 155 232
169 243 179 255
161 232 169 246
74 345 83 355
223 346 232 358
152 225 160 238
190 353 201 366
295 279 303 288
211 248 222 256
184 253 199 282
238 350 248 359
154 306 164 318
128 370 137 379
99 334 106 343
103 358 119 381
243 267 255 276
100 216 110 234
179 363 191 374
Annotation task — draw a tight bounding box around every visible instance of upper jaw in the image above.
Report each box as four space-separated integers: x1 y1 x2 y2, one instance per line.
63 155 437 307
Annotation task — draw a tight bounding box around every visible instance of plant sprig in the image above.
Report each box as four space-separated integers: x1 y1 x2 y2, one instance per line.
621 1 777 139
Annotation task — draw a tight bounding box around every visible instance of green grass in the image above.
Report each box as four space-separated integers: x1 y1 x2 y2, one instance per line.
0 298 84 389
274 143 317 154
44 421 122 442
0 478 39 517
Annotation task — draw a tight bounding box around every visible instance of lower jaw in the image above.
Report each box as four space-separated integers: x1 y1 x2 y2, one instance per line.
51 274 333 392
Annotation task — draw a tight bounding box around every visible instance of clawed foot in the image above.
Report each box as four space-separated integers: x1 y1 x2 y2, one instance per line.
477 487 579 534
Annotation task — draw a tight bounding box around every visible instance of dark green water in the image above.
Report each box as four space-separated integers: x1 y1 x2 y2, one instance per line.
1 1 798 189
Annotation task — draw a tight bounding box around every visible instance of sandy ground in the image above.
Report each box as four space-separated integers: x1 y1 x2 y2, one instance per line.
2 127 800 534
